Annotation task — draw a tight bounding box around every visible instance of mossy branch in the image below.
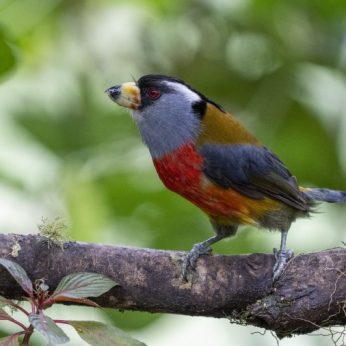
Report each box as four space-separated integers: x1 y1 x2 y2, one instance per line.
0 233 345 338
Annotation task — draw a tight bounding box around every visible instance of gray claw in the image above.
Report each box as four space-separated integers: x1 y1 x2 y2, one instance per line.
182 243 211 281
272 248 294 282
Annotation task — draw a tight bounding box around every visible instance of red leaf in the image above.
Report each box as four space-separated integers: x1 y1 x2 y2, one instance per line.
29 312 69 344
68 320 146 346
0 308 12 321
0 259 33 296
0 334 20 346
52 272 117 300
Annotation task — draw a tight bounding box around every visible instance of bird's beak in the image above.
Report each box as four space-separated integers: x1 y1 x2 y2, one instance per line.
105 82 141 110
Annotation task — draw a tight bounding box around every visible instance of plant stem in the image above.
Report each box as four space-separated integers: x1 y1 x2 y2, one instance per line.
54 319 70 325
21 325 33 346
8 301 30 317
41 297 54 309
29 298 36 314
14 331 26 336
6 316 27 331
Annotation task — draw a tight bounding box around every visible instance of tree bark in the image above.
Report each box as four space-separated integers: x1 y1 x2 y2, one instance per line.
0 233 345 338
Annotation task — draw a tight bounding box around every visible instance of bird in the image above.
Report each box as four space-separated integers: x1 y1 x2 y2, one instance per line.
106 74 346 282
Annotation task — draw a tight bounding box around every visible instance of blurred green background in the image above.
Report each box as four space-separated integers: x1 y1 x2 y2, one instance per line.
0 0 346 345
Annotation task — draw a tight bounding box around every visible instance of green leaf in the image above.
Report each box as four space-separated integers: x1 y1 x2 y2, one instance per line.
68 321 146 346
29 313 69 345
0 259 33 296
0 27 16 77
0 334 20 346
51 272 117 300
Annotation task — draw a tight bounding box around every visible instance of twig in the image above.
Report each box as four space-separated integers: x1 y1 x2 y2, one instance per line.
0 234 345 338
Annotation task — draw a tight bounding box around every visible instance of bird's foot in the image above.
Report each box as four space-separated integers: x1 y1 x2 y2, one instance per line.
182 242 212 281
272 248 294 282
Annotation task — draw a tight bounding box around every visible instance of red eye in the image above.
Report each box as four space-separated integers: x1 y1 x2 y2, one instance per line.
147 87 161 100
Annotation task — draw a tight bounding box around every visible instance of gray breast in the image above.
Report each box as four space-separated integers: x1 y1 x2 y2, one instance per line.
133 93 201 159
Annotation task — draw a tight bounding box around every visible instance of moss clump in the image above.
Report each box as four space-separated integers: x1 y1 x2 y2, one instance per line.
38 217 69 249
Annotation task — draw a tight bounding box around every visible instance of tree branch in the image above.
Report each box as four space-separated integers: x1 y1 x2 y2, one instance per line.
0 234 345 338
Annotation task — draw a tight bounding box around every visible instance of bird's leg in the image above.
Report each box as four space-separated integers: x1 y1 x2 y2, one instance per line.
182 234 224 281
272 230 293 282
182 224 237 281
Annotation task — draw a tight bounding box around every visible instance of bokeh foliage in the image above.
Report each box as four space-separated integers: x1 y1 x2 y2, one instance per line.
0 0 346 339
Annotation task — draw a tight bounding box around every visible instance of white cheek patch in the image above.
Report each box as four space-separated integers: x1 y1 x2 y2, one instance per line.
163 81 200 103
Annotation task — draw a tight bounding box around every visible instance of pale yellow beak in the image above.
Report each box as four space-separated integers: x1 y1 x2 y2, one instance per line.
106 82 141 110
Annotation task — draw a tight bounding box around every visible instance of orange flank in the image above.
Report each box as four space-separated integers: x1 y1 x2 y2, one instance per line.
153 143 282 226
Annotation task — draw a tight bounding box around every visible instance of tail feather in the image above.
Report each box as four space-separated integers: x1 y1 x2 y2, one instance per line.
303 188 346 203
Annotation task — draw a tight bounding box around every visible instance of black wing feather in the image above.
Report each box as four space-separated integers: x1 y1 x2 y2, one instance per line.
200 144 309 211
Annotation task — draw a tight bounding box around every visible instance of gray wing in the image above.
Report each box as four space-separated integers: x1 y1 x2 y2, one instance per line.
199 144 309 211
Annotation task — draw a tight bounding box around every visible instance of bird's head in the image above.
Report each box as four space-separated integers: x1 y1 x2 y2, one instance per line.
106 74 223 158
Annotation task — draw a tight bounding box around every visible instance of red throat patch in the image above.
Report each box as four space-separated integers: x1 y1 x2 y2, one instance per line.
153 143 203 194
